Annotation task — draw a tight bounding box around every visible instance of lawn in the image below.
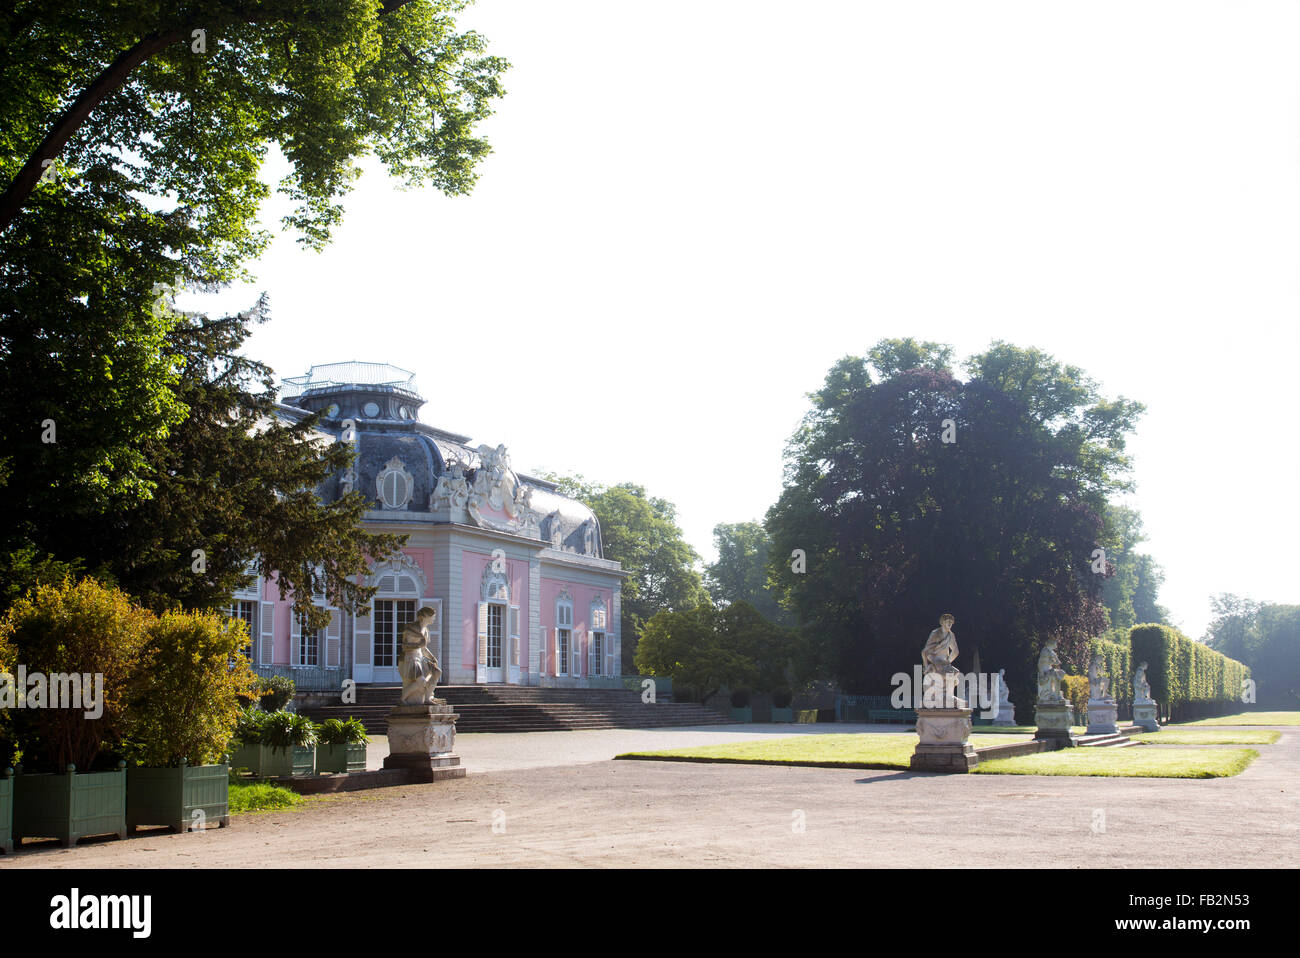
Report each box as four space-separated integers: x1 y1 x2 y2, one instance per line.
1129 728 1280 745
1179 712 1300 727
228 781 304 813
616 733 1260 778
618 732 1029 770
974 747 1258 778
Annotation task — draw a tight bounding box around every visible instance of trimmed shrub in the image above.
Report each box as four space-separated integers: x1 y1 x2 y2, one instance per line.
771 688 793 709
1129 623 1251 722
1061 675 1090 719
258 675 296 712
0 577 152 771
124 610 260 767
730 687 751 708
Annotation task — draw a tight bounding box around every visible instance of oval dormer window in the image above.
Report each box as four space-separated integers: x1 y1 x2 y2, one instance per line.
398 406 412 420
324 403 340 418
376 456 414 510
362 401 381 418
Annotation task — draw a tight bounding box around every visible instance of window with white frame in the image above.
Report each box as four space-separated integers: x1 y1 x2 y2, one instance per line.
227 600 257 659
556 596 573 676
296 614 322 667
486 603 504 669
374 599 416 668
590 597 606 676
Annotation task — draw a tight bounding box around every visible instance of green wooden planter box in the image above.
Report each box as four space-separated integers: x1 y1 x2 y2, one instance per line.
127 762 230 833
730 706 753 722
13 764 126 848
259 745 315 778
770 707 794 722
0 768 13 854
315 743 366 774
230 744 260 773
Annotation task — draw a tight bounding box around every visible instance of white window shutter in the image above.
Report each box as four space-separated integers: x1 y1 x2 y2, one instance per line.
476 602 488 683
554 628 561 675
259 601 275 666
572 631 582 678
326 610 342 668
508 606 520 667
290 612 302 667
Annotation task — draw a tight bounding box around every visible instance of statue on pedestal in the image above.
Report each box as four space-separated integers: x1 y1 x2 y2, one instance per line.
1133 661 1152 704
1036 637 1066 704
921 614 965 709
397 606 442 706
1087 655 1114 703
994 667 1016 723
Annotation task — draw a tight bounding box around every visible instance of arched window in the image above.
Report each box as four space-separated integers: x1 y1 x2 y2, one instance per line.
589 595 607 676
555 591 574 677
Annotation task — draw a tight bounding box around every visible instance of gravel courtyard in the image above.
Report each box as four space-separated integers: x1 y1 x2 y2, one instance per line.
2 724 1295 868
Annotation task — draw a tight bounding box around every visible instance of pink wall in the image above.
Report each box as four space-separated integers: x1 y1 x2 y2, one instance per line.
259 550 436 666
539 577 611 677
460 550 529 670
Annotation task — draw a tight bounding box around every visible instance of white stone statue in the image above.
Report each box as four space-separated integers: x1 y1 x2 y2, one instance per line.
1088 655 1114 703
994 667 1016 723
1036 637 1066 704
582 518 595 556
921 614 966 709
397 606 442 706
1133 661 1154 705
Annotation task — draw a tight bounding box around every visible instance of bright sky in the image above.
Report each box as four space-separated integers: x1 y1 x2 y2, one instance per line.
184 1 1300 640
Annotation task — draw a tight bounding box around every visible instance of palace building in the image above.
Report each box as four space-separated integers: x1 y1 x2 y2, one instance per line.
234 362 625 691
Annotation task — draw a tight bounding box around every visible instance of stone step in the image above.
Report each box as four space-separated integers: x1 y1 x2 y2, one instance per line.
1074 732 1133 748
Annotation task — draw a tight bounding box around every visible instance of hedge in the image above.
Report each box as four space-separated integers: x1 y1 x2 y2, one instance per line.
1089 637 1132 713
1129 623 1251 722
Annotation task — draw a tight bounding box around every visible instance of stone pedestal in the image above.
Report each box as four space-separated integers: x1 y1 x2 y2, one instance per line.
1034 702 1073 740
992 703 1017 726
383 702 465 782
910 707 977 772
1085 700 1118 736
1132 702 1160 732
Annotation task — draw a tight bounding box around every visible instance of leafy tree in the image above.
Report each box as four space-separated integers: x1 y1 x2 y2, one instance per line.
2 1 509 245
635 599 801 703
766 338 1144 704
83 301 407 628
1098 504 1169 635
1203 593 1262 663
703 521 789 624
540 474 707 668
2 1 500 620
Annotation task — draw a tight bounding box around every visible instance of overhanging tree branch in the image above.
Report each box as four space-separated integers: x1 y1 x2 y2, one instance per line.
0 0 418 233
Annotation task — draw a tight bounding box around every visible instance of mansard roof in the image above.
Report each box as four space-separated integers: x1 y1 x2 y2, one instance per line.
275 362 606 559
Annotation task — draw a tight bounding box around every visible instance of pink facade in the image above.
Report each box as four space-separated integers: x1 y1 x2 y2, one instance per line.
539 577 611 678
460 549 529 670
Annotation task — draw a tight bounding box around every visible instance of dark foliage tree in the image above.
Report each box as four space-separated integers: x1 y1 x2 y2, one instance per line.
766 338 1144 707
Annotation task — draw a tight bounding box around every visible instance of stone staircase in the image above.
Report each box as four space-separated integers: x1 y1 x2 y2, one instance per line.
302 685 736 734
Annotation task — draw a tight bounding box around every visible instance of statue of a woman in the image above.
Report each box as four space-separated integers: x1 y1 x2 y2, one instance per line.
1088 655 1112 702
1133 661 1154 705
1036 638 1066 704
398 606 442 706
